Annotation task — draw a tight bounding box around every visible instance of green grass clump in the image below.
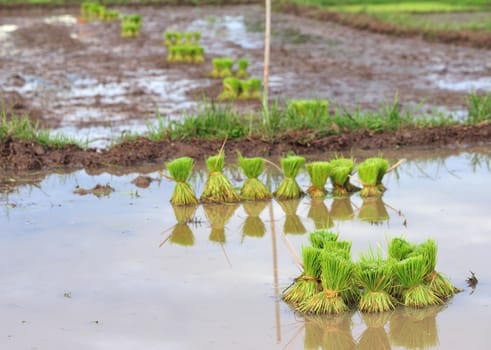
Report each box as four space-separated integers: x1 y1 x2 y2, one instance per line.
466 92 491 125
165 157 198 206
329 157 360 197
200 152 240 203
357 157 390 197
274 155 305 200
306 161 332 198
287 99 329 118
237 152 272 200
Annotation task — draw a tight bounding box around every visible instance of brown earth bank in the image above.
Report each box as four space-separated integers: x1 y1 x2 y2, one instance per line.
1 123 490 171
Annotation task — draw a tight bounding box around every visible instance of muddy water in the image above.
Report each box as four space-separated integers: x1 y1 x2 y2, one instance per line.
1 150 490 349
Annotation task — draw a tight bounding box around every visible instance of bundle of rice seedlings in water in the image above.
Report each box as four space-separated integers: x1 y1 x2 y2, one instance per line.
163 31 174 46
192 31 201 43
237 152 272 200
218 77 241 100
357 312 392 350
238 79 253 99
80 2 92 20
274 155 305 200
174 46 185 62
200 152 240 203
306 161 332 198
283 246 322 305
182 45 193 63
169 204 197 246
308 229 338 249
241 201 267 239
277 199 306 235
330 197 354 221
165 156 198 206
357 157 390 198
203 203 239 243
249 78 262 99
389 305 444 349
393 255 441 308
388 237 415 261
184 31 193 44
356 250 396 313
236 58 249 78
358 198 389 225
174 32 183 45
298 250 354 314
121 15 141 37
329 157 360 197
304 314 356 350
307 199 333 230
193 47 205 63
103 9 119 21
210 58 222 78
412 239 457 300
220 58 234 78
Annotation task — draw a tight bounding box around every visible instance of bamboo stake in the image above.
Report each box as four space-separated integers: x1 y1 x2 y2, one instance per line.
263 0 271 124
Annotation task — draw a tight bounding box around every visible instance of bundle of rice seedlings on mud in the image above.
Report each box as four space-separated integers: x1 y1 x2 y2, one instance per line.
357 312 392 350
241 201 268 239
393 255 442 308
307 199 333 230
308 229 339 249
304 313 356 350
169 204 197 246
306 161 332 198
277 199 306 235
182 45 193 63
218 77 241 100
163 31 174 46
209 58 222 78
298 250 354 315
358 198 389 225
200 151 239 204
412 239 458 300
238 79 255 99
203 203 239 243
283 246 322 305
356 250 396 313
237 152 272 201
236 58 249 78
357 157 390 198
165 156 198 206
274 155 305 200
329 157 360 197
330 197 355 221
220 58 234 78
167 46 176 62
389 305 444 349
249 78 262 99
103 9 119 21
193 47 205 63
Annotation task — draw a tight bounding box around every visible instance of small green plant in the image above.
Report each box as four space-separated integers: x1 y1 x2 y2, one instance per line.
466 92 491 125
274 155 305 200
287 99 329 118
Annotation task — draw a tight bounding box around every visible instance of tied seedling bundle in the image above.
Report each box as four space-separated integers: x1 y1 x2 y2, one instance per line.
121 14 142 38
210 58 234 78
165 156 198 206
169 204 197 246
81 2 107 21
308 229 339 249
235 58 249 78
329 157 360 197
274 155 305 200
163 31 183 46
307 199 333 230
306 161 332 198
278 199 307 235
241 201 267 239
357 157 390 197
237 153 272 201
167 45 205 64
200 152 240 203
218 77 241 100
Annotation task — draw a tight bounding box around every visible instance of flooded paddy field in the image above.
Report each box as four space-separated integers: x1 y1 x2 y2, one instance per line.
1 148 490 349
1 5 491 147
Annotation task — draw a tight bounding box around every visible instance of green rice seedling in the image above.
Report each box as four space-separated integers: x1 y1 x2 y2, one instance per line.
184 32 193 44
236 58 249 79
356 249 396 313
203 203 239 243
283 246 322 305
277 199 306 235
80 2 92 20
393 255 442 308
308 229 338 249
200 151 240 203
330 197 355 221
220 58 234 78
193 47 205 63
169 204 197 246
209 58 222 78
249 78 262 99
103 9 119 21
357 157 390 197
274 155 305 200
174 46 185 62
388 237 415 261
218 77 241 100
306 161 332 198
167 46 176 62
304 314 356 350
165 156 198 206
241 201 267 239
329 157 360 197
287 100 329 118
358 198 389 225
239 79 253 99
182 45 193 63
358 312 392 350
163 31 173 46
175 32 183 45
237 152 272 200
307 200 334 230
298 250 354 314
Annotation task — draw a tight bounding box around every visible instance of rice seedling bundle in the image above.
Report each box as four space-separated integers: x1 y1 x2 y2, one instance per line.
358 198 389 225
249 78 262 99
241 201 267 238
165 156 198 206
308 229 339 249
307 200 333 230
283 246 322 305
237 153 272 200
306 161 332 198
169 204 197 246
274 155 305 200
298 250 354 314
220 58 234 78
102 9 119 21
357 157 390 197
203 203 239 243
194 47 205 63
163 32 174 46
329 157 360 197
200 152 240 203
277 199 306 235
358 312 391 350
121 15 142 38
236 58 249 78
330 197 355 221
388 237 415 261
218 77 241 100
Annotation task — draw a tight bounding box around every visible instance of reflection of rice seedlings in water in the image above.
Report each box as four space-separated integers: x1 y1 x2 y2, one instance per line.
169 204 198 246
241 201 268 239
306 161 332 198
357 312 392 350
304 313 356 350
203 203 239 243
389 305 445 349
358 197 389 225
330 197 355 221
277 199 306 235
307 199 334 229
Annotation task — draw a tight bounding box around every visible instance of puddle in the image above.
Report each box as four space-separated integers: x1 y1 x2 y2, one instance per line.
0 24 18 41
43 14 78 26
434 76 491 92
1 150 491 348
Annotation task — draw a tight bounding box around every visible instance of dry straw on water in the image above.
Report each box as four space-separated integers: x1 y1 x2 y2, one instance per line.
203 203 239 243
329 157 360 197
306 161 332 198
200 151 240 203
237 152 272 200
169 204 197 246
241 201 267 239
165 156 198 206
307 199 334 230
277 199 307 235
357 157 390 198
274 155 305 200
